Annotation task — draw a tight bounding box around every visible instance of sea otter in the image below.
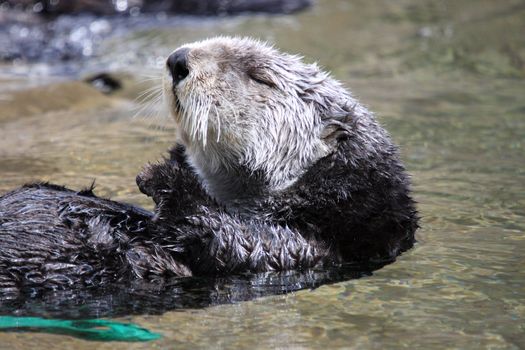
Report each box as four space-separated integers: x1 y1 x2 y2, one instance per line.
0 37 418 293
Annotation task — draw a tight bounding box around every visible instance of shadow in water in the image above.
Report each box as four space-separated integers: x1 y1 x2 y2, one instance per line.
0 263 385 319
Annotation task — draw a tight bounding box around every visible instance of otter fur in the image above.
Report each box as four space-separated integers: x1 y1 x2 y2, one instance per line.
0 37 418 293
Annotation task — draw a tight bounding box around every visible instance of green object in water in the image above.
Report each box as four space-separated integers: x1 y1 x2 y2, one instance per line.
0 316 161 342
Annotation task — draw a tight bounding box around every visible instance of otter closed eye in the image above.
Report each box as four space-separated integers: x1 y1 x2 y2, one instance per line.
247 68 276 88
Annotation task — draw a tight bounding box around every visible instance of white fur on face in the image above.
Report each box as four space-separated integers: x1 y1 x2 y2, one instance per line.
163 36 376 205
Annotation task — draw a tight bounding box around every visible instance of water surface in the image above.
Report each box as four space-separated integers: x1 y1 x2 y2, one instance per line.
0 0 524 348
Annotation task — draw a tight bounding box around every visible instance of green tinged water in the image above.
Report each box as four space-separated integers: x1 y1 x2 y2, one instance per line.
0 0 524 348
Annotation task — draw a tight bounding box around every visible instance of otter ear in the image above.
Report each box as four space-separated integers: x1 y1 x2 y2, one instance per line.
247 66 277 88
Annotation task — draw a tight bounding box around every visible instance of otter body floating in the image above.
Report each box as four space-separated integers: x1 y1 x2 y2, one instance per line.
0 37 418 293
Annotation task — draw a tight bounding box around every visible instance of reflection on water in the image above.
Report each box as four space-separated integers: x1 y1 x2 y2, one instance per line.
0 264 379 319
0 0 524 348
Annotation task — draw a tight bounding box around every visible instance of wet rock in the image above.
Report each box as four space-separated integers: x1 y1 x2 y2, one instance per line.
85 72 122 94
143 0 312 16
1 0 311 16
0 10 111 62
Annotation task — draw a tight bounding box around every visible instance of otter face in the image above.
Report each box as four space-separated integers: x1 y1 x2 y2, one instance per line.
162 37 365 205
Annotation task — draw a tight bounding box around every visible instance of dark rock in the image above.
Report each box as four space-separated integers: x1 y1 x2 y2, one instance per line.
1 0 311 16
85 73 122 94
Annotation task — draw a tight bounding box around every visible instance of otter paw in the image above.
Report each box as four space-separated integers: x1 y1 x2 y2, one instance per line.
136 163 158 198
136 160 183 203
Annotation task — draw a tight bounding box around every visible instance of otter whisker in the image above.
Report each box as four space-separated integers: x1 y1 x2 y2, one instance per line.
136 74 164 83
177 85 213 147
132 88 165 123
214 104 221 143
134 85 164 103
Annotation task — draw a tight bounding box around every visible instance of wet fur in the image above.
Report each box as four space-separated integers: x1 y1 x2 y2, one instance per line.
0 37 418 292
0 183 190 293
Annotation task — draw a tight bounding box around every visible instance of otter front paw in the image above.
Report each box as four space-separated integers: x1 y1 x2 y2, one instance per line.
136 163 157 198
137 157 199 207
136 161 178 204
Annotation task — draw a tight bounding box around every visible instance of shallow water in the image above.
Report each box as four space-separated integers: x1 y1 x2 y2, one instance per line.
1 0 524 348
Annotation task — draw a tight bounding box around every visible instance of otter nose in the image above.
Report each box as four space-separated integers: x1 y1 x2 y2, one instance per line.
167 48 190 85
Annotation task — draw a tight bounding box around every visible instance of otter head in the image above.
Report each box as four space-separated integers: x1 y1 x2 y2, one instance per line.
163 37 369 207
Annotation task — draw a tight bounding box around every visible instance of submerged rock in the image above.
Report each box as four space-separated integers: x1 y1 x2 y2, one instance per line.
85 72 122 94
0 81 114 121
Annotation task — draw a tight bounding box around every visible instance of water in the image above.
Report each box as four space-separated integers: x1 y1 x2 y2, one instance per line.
0 0 524 348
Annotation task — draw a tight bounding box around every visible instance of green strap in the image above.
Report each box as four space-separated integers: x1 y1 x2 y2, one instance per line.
0 316 161 342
